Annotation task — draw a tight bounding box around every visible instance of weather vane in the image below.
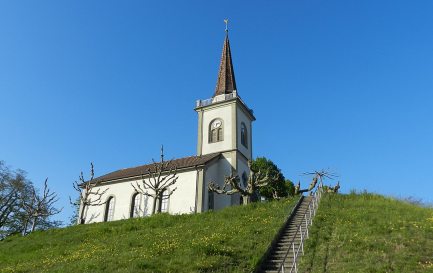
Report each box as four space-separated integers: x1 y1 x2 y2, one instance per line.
224 19 229 32
160 144 164 162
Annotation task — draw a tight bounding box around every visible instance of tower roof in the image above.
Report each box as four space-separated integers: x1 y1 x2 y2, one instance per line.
214 32 237 97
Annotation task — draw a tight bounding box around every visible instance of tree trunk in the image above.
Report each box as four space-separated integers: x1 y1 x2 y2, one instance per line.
22 218 29 236
152 196 158 215
79 204 86 224
30 217 37 232
242 195 249 205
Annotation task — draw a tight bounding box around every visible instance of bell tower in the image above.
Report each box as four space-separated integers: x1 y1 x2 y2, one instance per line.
195 25 255 171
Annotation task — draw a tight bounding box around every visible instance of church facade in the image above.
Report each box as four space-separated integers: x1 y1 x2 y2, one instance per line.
81 31 256 223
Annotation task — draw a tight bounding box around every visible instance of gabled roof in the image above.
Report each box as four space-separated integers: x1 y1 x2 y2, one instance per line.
214 32 237 97
93 153 221 183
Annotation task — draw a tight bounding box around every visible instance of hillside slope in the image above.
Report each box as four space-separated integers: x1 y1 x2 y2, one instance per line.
299 193 433 273
0 198 297 273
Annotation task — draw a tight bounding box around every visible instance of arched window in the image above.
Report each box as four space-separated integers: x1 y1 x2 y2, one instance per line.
241 122 248 148
130 192 141 218
160 190 169 213
209 119 223 143
104 196 115 222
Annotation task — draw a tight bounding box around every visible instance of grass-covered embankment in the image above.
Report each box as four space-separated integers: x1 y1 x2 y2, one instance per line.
0 197 297 273
299 192 433 273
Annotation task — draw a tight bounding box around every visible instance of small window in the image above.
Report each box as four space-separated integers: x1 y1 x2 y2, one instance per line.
209 119 223 143
208 190 214 210
104 196 115 222
241 122 248 148
130 193 141 218
160 190 169 213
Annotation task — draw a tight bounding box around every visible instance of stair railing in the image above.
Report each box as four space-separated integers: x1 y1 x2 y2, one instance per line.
277 182 324 273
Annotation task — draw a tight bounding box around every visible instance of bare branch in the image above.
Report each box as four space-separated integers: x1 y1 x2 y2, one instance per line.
130 147 179 215
70 163 110 224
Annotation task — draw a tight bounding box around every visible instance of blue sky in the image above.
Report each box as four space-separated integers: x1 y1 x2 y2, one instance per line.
1 1 432 223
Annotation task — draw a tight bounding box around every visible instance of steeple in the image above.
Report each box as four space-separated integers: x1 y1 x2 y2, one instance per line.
214 26 237 97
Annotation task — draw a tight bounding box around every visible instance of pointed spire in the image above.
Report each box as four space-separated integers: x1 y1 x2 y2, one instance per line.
214 21 237 97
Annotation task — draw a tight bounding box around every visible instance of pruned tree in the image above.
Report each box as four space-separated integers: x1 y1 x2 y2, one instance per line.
132 146 178 215
208 160 279 205
294 170 337 195
326 181 340 193
70 163 109 224
21 178 62 235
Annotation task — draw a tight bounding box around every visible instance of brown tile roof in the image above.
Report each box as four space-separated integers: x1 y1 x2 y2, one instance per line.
94 153 221 183
214 32 237 97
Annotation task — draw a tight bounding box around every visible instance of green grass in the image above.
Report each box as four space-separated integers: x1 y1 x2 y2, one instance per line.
299 192 433 273
0 197 298 273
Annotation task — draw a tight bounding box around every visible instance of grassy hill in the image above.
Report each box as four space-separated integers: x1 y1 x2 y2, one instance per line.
0 197 298 273
299 192 433 273
1 193 432 273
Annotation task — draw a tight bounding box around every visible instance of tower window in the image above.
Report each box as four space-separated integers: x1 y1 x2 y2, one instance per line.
209 119 224 143
104 196 115 222
241 122 248 148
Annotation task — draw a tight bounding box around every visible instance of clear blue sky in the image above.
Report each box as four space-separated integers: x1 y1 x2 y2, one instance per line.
1 1 432 223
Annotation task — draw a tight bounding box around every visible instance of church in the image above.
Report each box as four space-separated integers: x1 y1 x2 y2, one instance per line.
82 29 256 223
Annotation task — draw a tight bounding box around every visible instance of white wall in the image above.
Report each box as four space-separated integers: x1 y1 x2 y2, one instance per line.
83 169 198 223
203 154 234 211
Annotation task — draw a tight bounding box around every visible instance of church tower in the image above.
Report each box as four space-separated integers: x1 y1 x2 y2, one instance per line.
195 28 255 177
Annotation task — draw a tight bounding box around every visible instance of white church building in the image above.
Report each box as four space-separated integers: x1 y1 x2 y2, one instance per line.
82 30 256 223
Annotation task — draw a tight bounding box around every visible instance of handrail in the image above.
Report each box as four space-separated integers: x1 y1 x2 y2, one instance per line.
277 182 324 273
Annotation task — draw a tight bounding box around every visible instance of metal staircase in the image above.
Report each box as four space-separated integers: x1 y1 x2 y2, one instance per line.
258 185 323 273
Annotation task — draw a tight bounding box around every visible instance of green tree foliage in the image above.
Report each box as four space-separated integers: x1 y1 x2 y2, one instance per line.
252 157 294 199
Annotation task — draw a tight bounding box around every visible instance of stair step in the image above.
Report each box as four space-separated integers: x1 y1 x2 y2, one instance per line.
258 197 320 273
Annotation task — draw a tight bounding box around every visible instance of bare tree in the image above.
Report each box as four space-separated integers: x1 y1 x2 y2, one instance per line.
131 146 178 215
0 192 18 230
0 163 32 237
1 161 61 238
70 163 109 224
294 170 337 195
0 162 19 230
208 160 279 205
21 178 62 235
